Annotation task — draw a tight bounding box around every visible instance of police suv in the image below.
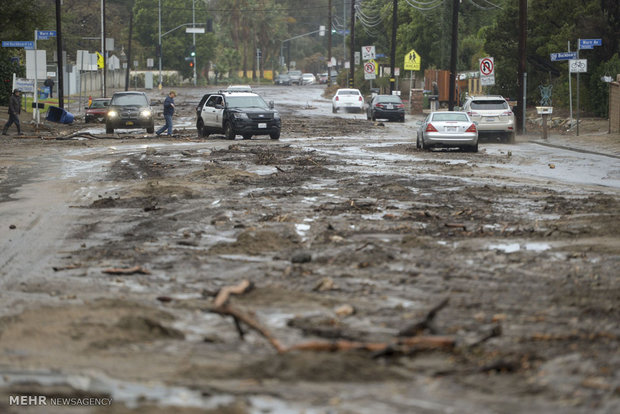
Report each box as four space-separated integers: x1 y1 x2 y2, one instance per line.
195 90 281 140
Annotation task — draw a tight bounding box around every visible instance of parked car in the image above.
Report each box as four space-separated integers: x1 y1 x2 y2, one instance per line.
105 91 154 134
226 84 253 93
301 73 316 85
416 111 478 152
196 91 281 140
288 70 303 85
366 94 405 122
332 88 364 113
318 73 328 84
274 73 291 85
461 95 515 143
84 98 109 123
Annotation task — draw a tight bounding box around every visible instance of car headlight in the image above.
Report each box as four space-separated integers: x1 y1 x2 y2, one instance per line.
140 109 152 118
273 111 280 120
233 112 249 119
107 110 118 118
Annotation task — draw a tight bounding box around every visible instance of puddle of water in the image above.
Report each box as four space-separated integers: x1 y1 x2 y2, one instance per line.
488 242 551 253
0 369 234 409
295 223 311 239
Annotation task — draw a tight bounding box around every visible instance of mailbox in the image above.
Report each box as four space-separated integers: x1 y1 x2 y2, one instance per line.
536 106 553 115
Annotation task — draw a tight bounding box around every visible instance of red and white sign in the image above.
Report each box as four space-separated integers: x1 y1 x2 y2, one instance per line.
479 57 495 86
362 45 375 61
364 60 376 80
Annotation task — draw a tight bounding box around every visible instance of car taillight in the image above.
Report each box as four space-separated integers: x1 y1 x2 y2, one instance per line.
465 124 477 133
469 111 479 117
376 103 384 108
335 96 339 101
425 123 438 132
396 103 404 108
501 110 513 116
359 96 363 101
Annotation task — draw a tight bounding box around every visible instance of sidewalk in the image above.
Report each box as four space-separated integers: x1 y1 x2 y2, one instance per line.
524 118 620 158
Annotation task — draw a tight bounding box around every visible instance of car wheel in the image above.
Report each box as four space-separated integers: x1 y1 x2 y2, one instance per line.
399 116 405 123
106 126 114 134
146 126 154 134
242 134 252 140
270 131 280 140
224 122 236 140
332 106 337 113
371 113 376 121
416 135 421 149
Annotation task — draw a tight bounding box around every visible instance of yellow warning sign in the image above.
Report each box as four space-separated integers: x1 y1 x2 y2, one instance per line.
96 51 104 69
404 49 420 71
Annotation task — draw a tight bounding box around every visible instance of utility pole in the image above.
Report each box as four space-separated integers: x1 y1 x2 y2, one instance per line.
192 0 196 86
55 0 64 108
328 0 332 84
390 0 397 93
517 0 527 133
101 0 107 97
158 0 162 88
448 0 459 110
125 9 133 91
349 0 355 88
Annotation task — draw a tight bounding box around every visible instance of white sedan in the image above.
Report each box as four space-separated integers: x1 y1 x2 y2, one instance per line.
416 111 479 152
332 88 365 113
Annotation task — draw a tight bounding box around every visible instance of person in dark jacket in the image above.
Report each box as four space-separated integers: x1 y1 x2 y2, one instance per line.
44 77 55 98
2 89 23 135
156 90 176 136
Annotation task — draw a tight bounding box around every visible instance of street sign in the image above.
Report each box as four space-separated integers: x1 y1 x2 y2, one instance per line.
569 59 587 73
2 41 34 49
550 52 577 61
362 45 375 61
37 30 57 40
354 51 360 65
364 60 376 80
479 57 494 76
404 49 420 71
579 38 602 50
96 51 104 69
14 78 35 94
479 57 495 86
185 27 205 34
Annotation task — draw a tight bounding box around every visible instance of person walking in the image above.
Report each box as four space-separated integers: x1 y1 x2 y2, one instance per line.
2 89 23 136
44 76 55 98
156 90 176 136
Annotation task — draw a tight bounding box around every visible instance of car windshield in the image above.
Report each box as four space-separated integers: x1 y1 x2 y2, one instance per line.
226 95 268 109
338 90 360 96
377 96 402 104
432 113 469 122
91 101 108 108
470 100 509 110
111 94 147 106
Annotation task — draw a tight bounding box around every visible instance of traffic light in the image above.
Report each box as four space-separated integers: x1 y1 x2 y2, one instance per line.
190 46 196 57
189 61 194 68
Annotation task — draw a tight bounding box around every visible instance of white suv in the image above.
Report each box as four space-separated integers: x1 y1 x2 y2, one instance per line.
462 95 515 143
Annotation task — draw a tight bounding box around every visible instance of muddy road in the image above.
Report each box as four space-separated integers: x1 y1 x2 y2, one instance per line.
0 85 619 414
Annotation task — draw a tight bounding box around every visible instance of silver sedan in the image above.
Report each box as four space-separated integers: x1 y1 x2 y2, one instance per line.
416 111 479 152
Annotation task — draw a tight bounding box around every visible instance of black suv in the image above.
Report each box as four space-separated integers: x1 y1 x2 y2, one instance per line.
105 91 154 134
196 91 281 140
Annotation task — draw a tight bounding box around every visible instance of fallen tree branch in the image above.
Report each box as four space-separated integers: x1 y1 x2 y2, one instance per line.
102 265 151 275
214 279 254 308
398 297 449 337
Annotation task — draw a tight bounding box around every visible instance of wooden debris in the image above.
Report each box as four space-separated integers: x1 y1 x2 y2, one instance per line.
52 264 81 272
102 265 151 275
398 297 449 337
214 279 254 308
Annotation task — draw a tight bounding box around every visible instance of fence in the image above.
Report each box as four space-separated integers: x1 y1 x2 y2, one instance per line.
610 74 620 133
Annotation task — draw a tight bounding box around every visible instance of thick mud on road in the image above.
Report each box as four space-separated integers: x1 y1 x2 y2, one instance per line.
0 86 619 413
